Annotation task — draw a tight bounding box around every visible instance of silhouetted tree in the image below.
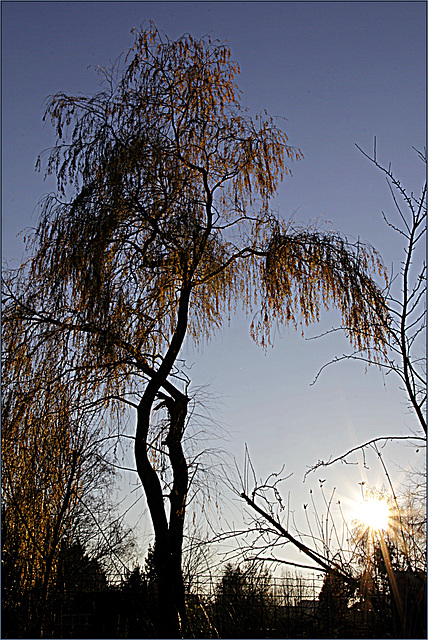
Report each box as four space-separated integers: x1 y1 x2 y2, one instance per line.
318 569 356 635
3 22 389 637
119 559 156 637
214 564 273 637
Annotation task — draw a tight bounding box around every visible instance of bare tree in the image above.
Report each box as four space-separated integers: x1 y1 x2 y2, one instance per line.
312 141 426 434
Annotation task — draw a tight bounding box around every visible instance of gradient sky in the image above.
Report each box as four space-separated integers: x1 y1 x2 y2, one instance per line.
2 1 426 569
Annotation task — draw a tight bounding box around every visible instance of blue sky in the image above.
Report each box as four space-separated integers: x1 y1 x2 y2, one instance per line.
2 1 426 567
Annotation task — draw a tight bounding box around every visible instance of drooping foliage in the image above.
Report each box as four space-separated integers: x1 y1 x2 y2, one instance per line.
1 337 84 635
2 23 389 637
1 269 131 637
258 228 387 351
28 24 387 369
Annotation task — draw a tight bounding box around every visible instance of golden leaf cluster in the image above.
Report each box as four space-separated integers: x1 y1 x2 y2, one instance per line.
3 24 389 529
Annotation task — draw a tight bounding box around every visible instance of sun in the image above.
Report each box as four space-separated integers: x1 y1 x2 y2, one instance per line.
355 494 391 532
348 486 393 535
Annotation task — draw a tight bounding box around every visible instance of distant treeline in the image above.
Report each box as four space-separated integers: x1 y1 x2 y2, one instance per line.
3 543 426 639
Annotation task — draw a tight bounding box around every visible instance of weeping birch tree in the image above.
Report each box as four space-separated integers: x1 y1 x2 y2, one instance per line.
1 345 85 637
2 24 389 637
2 270 133 637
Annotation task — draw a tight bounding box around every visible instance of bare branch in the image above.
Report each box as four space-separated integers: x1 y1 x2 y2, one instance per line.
304 435 425 481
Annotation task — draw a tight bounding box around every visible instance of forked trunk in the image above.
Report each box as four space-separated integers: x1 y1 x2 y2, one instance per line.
135 391 189 638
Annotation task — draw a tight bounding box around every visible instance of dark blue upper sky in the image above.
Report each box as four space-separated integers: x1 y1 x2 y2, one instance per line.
2 1 426 549
3 2 425 263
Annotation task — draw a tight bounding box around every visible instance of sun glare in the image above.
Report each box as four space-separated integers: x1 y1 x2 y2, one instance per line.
356 495 390 531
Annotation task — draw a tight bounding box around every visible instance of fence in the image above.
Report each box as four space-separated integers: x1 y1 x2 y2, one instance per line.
184 572 380 639
49 569 425 638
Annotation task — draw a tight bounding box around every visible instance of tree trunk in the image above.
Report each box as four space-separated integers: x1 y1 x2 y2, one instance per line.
155 535 183 638
134 285 191 637
165 394 189 635
135 391 189 638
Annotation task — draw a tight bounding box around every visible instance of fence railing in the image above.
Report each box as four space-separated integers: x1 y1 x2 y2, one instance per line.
50 570 425 638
